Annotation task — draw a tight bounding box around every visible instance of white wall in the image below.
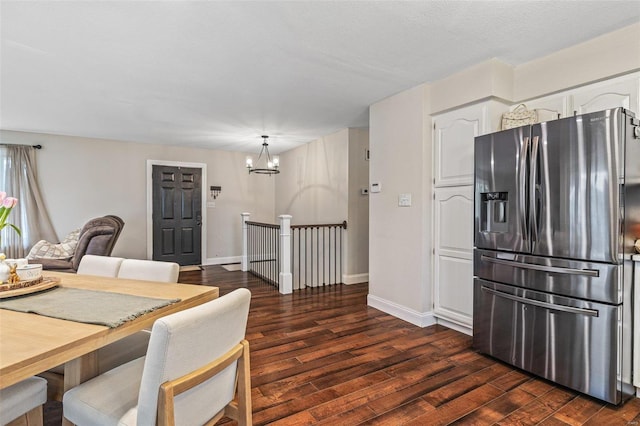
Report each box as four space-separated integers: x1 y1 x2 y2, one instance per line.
0 130 275 262
368 83 433 324
347 128 369 278
514 22 640 102
275 129 349 224
430 59 514 114
275 127 370 280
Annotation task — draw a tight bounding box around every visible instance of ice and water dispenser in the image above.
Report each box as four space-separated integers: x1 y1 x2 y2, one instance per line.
480 192 509 233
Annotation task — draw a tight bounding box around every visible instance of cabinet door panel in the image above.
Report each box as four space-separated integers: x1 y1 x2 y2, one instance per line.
435 188 473 258
521 94 568 121
433 186 474 328
434 256 473 325
572 76 639 115
433 105 483 187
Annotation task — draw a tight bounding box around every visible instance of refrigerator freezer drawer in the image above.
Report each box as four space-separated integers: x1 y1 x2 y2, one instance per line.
474 249 621 304
473 279 631 405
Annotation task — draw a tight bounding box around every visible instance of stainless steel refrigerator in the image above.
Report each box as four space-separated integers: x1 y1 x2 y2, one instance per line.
473 107 640 404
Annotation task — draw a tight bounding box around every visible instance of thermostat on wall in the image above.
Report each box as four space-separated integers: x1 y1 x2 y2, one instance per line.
370 182 381 193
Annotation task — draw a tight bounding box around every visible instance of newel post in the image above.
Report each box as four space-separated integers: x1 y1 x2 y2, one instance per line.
279 214 293 294
241 212 250 272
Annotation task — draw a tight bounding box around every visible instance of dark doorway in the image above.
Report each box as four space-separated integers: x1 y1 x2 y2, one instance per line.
152 165 202 266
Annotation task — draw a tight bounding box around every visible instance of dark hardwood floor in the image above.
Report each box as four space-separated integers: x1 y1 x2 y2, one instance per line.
45 265 640 425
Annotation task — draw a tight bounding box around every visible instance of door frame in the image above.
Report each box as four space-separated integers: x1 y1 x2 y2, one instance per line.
146 160 208 262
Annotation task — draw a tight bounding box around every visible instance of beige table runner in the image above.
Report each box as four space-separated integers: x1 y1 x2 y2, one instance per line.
0 287 180 328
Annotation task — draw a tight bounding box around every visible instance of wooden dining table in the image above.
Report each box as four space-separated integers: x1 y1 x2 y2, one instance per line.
0 271 218 400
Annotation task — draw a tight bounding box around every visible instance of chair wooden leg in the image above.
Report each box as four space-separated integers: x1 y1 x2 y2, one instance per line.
38 371 64 402
25 405 43 426
235 340 252 426
224 340 253 426
6 405 43 426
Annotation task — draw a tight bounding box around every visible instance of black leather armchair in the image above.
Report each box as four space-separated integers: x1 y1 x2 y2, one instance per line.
29 215 124 272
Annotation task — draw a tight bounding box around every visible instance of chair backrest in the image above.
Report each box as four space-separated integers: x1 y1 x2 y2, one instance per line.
136 288 251 426
76 255 125 277
117 259 180 283
103 215 124 242
71 215 124 270
0 376 47 426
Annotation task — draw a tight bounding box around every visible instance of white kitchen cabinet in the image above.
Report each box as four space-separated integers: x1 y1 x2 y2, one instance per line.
432 101 508 187
571 73 640 115
519 72 640 121
518 93 569 121
432 186 474 330
431 100 507 333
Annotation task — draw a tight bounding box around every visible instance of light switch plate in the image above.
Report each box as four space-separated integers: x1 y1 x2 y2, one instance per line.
371 182 381 193
398 193 412 207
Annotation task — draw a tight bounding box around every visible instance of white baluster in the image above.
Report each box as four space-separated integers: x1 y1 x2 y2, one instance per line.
241 212 250 272
279 214 293 294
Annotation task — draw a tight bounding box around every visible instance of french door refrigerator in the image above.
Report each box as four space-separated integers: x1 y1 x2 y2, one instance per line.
473 107 640 404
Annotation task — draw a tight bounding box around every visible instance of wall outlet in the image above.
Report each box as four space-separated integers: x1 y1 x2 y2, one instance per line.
361 188 369 195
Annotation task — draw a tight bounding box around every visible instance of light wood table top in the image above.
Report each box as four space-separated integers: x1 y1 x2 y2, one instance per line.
0 271 218 390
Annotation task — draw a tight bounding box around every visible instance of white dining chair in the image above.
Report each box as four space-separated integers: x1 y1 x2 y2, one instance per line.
42 258 176 401
63 288 253 426
0 376 47 426
77 254 125 277
117 259 180 283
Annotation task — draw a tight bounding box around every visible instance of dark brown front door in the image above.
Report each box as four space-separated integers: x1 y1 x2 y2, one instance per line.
152 165 202 266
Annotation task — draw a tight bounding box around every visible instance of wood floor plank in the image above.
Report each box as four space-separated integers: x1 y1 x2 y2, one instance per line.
422 362 513 407
538 417 574 425
308 359 452 420
490 369 533 391
405 383 505 425
549 395 606 425
359 397 436 426
583 397 640 426
40 266 640 426
313 404 378 425
517 377 558 397
450 387 537 424
366 358 495 415
496 387 578 425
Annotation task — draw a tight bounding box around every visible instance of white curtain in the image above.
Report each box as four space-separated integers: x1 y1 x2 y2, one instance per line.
0 144 57 257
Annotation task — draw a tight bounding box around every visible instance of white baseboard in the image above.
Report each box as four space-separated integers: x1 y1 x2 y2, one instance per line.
435 317 473 336
367 294 437 328
343 273 369 285
203 256 242 266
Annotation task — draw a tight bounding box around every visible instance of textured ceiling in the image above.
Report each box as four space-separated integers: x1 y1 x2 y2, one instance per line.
1 1 639 153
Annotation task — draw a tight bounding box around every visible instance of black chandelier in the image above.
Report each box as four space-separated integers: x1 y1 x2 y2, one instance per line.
246 135 280 175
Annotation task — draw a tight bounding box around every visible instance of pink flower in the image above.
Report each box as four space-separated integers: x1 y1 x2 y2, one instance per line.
0 193 21 242
2 197 17 208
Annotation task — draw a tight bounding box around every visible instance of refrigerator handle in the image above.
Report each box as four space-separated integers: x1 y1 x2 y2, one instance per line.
519 137 530 241
480 254 600 277
529 135 540 242
480 286 599 317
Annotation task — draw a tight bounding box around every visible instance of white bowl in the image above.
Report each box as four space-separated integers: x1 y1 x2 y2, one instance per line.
16 264 43 281
5 258 28 268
